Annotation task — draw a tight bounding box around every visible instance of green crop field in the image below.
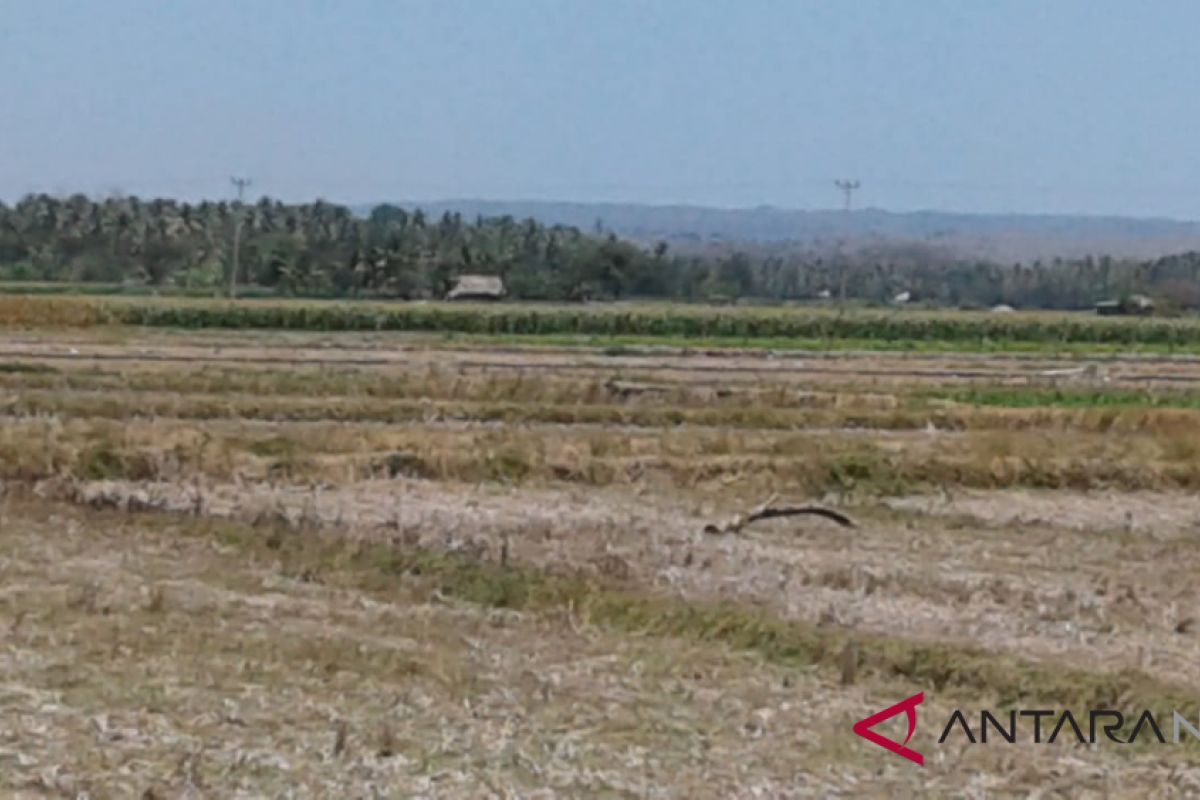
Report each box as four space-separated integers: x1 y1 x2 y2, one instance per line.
6 294 1200 351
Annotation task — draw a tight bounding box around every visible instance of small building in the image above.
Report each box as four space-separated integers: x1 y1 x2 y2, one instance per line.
1095 294 1154 316
447 274 505 301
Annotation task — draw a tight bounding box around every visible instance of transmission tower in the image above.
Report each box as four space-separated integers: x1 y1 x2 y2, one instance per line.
230 176 253 202
228 176 253 299
834 179 860 212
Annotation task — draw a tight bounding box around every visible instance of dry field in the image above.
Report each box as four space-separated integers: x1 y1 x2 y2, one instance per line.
3 322 1200 797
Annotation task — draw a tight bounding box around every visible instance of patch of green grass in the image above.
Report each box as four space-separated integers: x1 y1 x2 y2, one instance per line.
922 386 1200 409
246 436 299 458
0 361 58 374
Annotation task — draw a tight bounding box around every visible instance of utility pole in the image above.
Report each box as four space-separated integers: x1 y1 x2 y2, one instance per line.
832 180 859 307
830 181 859 307
229 176 253 299
834 179 860 212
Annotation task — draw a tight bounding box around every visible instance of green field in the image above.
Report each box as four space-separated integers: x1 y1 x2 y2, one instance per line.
7 294 1200 352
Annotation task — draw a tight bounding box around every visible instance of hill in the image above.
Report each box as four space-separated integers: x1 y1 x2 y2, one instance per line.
368 200 1200 263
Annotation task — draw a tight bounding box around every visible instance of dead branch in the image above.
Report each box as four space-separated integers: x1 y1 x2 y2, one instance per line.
703 495 856 535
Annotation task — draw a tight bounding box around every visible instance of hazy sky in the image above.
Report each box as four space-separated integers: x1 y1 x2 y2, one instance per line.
3 0 1199 217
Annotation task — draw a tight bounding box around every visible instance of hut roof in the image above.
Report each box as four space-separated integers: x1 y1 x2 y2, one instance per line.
447 274 505 300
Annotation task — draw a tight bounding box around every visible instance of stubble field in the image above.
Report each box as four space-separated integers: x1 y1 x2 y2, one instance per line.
3 301 1200 797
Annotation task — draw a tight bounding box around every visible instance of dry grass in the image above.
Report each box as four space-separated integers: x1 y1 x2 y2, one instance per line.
0 296 109 328
3 495 1199 797
35 474 1200 690
7 327 1200 796
0 496 856 796
9 378 1200 435
4 412 1200 498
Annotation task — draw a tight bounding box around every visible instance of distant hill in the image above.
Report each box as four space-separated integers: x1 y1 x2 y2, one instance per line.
360 199 1200 263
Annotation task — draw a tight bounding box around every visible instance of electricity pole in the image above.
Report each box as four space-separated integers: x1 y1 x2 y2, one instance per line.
832 180 859 307
834 179 860 212
229 176 253 299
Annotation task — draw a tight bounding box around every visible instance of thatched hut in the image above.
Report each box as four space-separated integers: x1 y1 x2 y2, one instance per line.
447 274 505 301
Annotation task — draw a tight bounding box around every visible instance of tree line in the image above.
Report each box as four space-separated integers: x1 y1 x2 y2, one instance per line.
2 193 1199 310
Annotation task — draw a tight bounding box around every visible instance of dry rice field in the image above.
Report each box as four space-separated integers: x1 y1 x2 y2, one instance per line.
4 323 1200 797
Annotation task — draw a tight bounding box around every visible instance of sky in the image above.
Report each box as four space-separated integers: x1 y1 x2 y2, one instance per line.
2 0 1199 217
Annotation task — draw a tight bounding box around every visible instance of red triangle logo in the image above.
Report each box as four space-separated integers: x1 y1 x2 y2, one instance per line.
852 692 924 766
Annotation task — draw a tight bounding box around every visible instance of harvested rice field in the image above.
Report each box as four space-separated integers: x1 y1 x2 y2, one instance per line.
4 309 1200 797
